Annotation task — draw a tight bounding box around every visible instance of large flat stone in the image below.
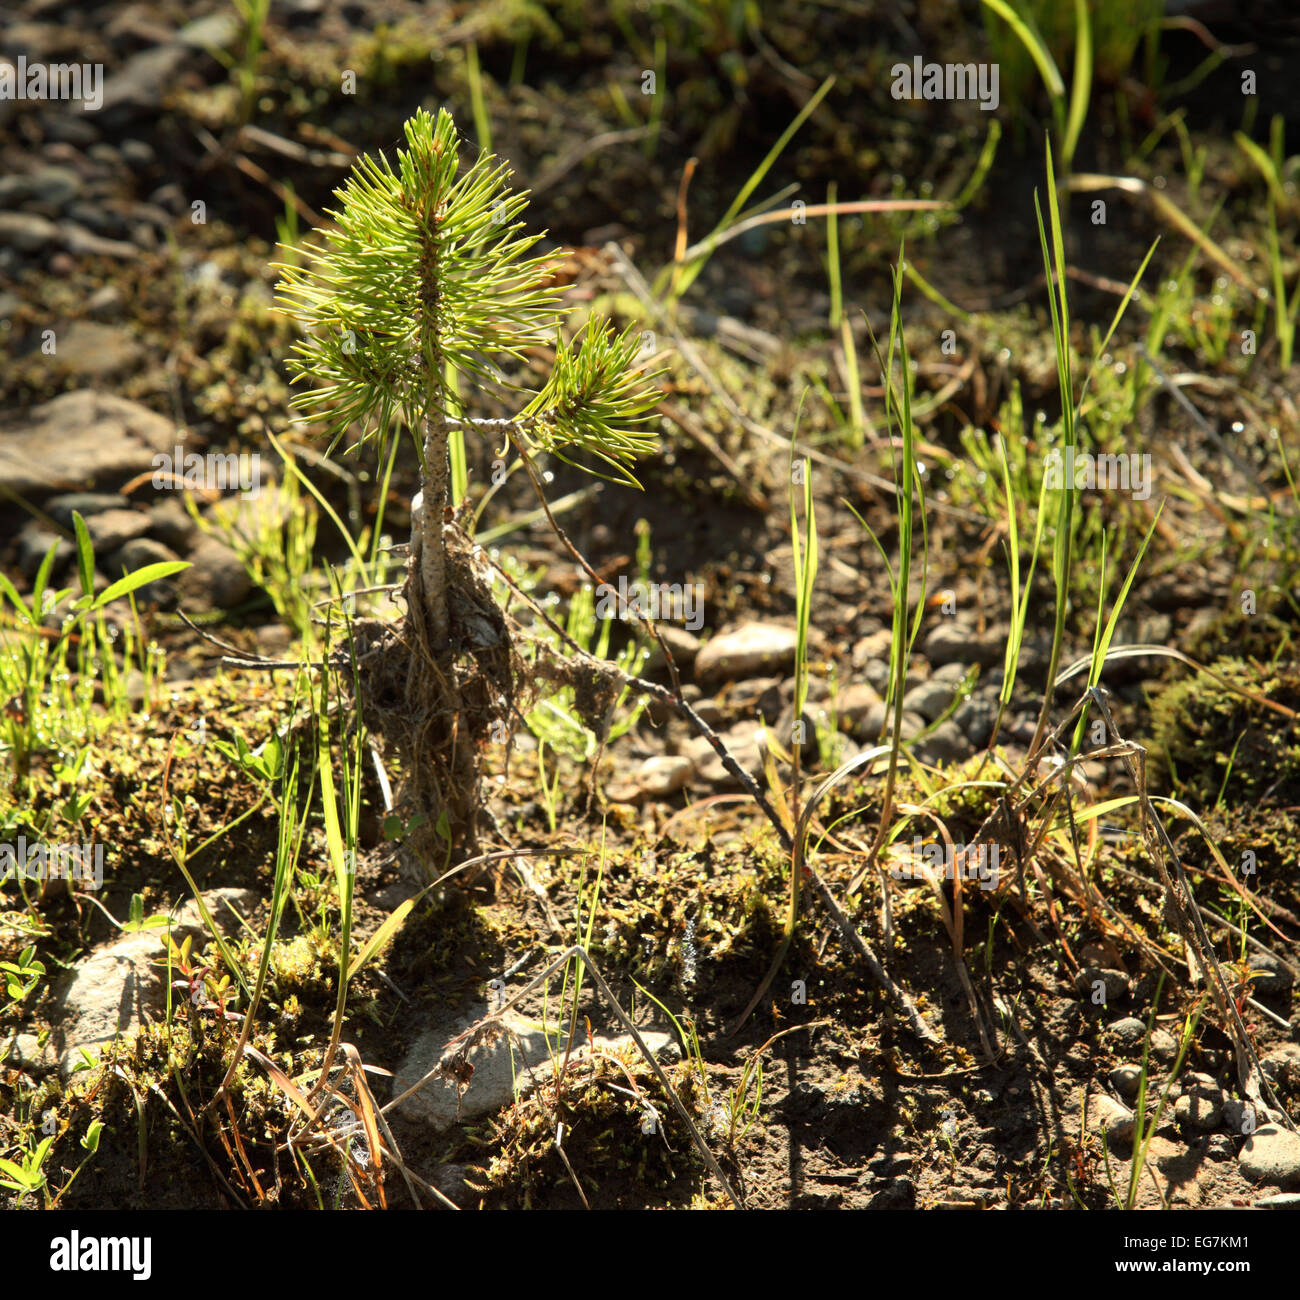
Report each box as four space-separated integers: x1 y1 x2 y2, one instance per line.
695 623 798 683
391 1005 673 1132
51 887 255 1078
0 390 177 500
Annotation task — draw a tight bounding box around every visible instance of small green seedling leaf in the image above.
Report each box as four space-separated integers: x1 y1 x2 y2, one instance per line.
72 511 95 600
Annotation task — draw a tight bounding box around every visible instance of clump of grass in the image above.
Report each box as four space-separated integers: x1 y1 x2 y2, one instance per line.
0 517 186 792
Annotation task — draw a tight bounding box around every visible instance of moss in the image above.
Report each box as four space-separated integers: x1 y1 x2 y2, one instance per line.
1147 659 1300 805
1185 602 1297 667
547 839 785 988
466 1048 708 1209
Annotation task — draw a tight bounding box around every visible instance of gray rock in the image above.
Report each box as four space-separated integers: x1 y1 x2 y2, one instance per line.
631 755 693 799
846 698 888 743
431 1163 473 1205
1143 574 1208 612
728 675 784 720
64 203 125 237
53 887 256 1078
120 139 156 168
695 623 798 682
1105 1017 1175 1060
43 321 144 381
1149 1028 1178 1062
115 536 181 570
176 12 242 49
1249 953 1295 995
1261 1045 1300 1092
863 660 891 694
45 492 127 526
852 628 893 668
0 175 30 205
60 223 139 260
0 211 60 253
150 183 186 215
100 45 191 121
899 711 927 741
42 114 100 147
1256 1193 1300 1209
85 286 125 321
1223 1098 1270 1134
28 165 83 208
683 722 764 787
1107 1017 1149 1049
924 621 1003 668
931 661 970 683
903 678 956 723
130 202 175 234
1110 1063 1143 1099
391 1007 672 1132
1087 1093 1136 1148
1076 967 1130 1003
643 624 700 672
85 507 151 554
685 695 724 728
1175 1080 1224 1132
109 538 183 605
179 535 252 610
1238 1125 1300 1187
145 498 197 550
837 682 884 734
16 522 72 579
284 0 327 22
952 691 1000 745
915 720 969 766
0 1031 56 1077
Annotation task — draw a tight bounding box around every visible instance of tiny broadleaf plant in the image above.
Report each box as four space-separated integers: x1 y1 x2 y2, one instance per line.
274 108 661 865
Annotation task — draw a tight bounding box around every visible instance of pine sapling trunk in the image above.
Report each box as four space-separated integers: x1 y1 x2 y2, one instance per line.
409 410 481 871
418 412 451 654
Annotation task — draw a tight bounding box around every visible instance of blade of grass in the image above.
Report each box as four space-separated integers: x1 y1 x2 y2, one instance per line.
1062 0 1093 173
667 74 834 299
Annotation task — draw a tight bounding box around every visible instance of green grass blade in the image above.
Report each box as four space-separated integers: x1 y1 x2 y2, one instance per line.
981 0 1065 100
1063 0 1092 172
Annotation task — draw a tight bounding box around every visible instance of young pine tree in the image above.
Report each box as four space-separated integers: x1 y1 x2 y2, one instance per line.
276 108 661 870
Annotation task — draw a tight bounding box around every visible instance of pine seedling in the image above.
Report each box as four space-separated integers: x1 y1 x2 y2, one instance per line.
276 108 661 869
